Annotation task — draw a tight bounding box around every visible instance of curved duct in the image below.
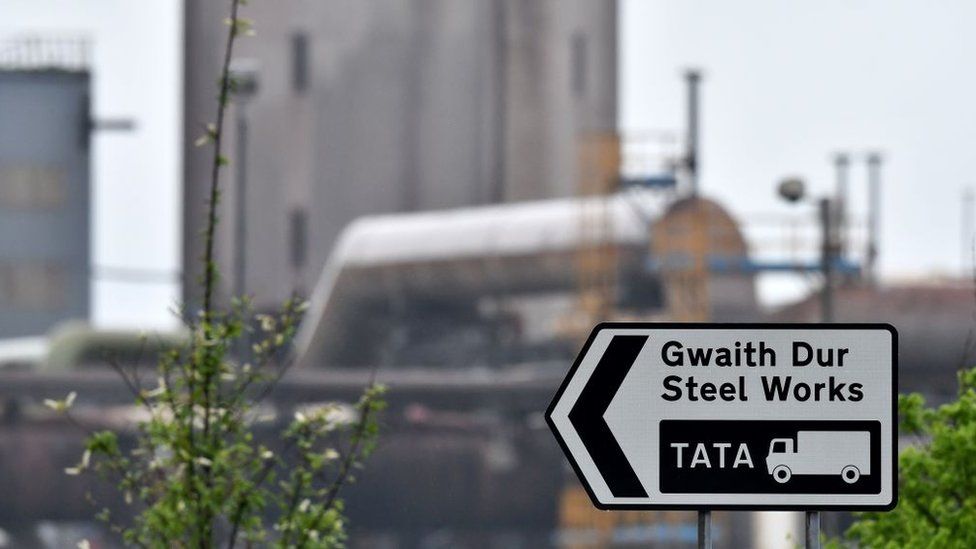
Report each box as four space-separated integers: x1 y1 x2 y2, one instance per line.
295 195 665 367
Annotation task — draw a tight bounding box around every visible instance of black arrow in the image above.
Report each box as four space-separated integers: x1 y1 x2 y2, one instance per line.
568 334 649 498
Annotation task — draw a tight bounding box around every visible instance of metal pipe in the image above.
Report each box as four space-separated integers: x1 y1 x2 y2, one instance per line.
698 510 712 549
866 153 882 284
819 198 834 323
963 188 974 277
805 511 821 549
685 69 702 195
234 102 249 299
491 0 507 204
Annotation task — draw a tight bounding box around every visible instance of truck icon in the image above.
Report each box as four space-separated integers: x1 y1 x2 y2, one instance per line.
765 431 870 484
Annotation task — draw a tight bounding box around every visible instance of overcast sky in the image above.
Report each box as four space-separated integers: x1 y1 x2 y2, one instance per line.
4 0 976 329
3 0 182 330
621 0 976 300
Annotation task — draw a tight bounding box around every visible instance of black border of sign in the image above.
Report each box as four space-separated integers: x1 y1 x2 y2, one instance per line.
544 322 899 512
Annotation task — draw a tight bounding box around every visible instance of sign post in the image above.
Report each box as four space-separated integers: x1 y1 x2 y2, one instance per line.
547 323 897 546
806 510 821 549
698 509 712 549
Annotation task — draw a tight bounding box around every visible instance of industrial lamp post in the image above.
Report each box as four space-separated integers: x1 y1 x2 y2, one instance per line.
776 176 845 549
777 177 837 324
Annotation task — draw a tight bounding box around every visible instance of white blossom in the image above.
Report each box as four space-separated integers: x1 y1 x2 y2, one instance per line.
44 391 77 413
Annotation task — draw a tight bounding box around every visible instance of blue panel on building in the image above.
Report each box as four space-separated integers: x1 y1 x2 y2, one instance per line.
0 70 90 337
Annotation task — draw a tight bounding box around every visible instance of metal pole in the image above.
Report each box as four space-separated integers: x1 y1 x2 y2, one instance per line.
812 197 831 549
805 511 821 549
233 101 248 299
866 153 882 285
819 198 834 323
685 69 701 196
963 188 974 277
698 510 712 549
833 153 849 261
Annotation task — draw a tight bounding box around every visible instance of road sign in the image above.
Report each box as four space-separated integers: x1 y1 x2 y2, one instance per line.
546 323 897 511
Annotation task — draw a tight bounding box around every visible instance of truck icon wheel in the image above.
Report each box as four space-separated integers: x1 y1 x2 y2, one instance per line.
772 465 792 483
841 465 861 484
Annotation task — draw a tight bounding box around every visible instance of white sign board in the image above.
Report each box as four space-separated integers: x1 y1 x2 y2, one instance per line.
546 323 897 511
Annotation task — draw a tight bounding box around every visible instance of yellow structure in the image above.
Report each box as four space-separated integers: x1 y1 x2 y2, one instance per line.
575 133 622 329
652 196 751 322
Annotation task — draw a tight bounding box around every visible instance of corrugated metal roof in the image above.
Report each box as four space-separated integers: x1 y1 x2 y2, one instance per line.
772 282 976 400
772 283 976 324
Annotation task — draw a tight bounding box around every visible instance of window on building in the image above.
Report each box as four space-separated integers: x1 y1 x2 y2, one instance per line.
571 32 587 99
290 208 307 269
291 33 309 94
0 261 67 310
0 165 65 209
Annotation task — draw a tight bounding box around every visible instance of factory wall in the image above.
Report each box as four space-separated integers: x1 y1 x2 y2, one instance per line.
182 0 618 309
